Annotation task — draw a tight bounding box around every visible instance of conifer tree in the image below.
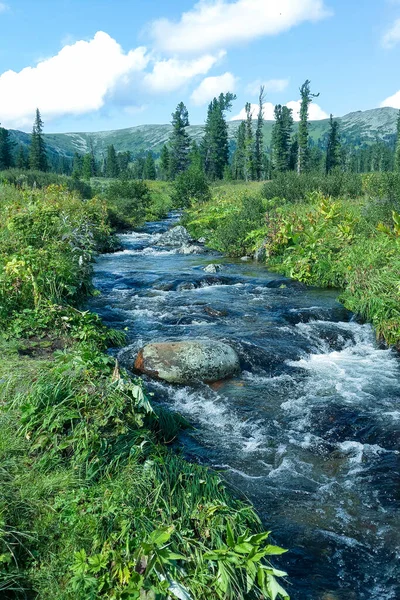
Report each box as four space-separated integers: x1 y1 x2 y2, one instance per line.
72 152 83 178
189 141 203 170
202 93 236 180
0 126 13 170
29 109 47 171
254 86 265 181
144 151 156 180
160 144 170 180
297 80 319 174
82 153 95 180
106 144 119 178
16 144 28 169
169 102 191 179
232 122 246 180
117 151 131 175
395 111 400 172
326 114 342 174
133 156 145 179
244 102 254 181
272 105 293 172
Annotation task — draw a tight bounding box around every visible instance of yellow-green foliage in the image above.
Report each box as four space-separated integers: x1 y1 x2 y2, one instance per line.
0 184 111 325
145 180 174 220
262 193 400 344
184 184 266 256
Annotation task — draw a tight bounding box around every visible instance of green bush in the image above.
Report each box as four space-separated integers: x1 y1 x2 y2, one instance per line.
0 183 111 332
262 171 363 203
0 169 93 199
172 166 211 208
105 179 152 229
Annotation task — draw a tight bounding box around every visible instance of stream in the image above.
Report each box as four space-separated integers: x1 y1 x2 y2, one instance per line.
88 214 400 600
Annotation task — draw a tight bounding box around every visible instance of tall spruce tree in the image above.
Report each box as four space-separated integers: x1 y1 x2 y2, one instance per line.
144 151 156 180
16 144 28 169
244 102 254 181
202 92 236 180
326 114 342 174
169 102 191 179
160 144 170 180
29 109 47 171
272 105 294 172
232 121 246 180
395 111 400 172
297 80 319 174
0 126 13 170
106 144 119 178
254 86 265 181
82 153 95 180
72 152 83 178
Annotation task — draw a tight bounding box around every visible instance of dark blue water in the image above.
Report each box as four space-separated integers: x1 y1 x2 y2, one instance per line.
88 215 400 600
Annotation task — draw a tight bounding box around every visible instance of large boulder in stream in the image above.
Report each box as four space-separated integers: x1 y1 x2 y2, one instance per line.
156 226 193 247
134 340 240 384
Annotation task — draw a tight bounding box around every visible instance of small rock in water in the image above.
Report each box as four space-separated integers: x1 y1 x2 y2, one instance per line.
203 263 223 273
178 244 206 255
177 282 196 291
241 256 251 262
156 226 193 247
198 237 206 244
134 340 241 384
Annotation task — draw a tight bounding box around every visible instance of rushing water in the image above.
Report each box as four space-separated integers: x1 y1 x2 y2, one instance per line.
88 215 400 600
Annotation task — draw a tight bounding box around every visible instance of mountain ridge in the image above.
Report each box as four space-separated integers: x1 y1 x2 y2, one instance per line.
8 106 399 160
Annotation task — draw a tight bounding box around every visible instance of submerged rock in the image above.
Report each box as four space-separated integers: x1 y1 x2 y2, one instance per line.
203 263 223 273
156 226 193 247
134 340 241 384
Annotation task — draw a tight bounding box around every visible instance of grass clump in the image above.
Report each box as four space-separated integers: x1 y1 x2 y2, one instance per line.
0 345 289 599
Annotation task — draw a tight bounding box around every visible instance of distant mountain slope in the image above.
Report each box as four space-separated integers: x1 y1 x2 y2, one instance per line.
9 107 399 160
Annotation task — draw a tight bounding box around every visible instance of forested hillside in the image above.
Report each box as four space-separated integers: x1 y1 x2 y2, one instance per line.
8 106 399 161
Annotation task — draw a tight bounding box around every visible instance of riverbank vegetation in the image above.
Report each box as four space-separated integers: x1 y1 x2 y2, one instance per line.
0 178 289 599
184 171 400 347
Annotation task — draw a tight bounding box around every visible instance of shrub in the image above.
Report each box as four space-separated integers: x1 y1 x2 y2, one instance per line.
0 169 93 198
172 166 211 208
262 171 363 203
105 179 151 229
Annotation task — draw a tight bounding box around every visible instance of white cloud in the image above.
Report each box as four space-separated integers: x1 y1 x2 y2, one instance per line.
0 3 9 13
381 89 400 109
150 0 332 54
231 99 328 121
246 78 289 96
286 99 329 120
0 31 149 129
191 72 237 105
382 18 400 48
143 51 224 93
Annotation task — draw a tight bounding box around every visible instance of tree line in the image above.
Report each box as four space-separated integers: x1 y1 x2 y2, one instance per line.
1 84 400 179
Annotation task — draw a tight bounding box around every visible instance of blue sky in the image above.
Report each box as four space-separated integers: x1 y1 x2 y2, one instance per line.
0 0 399 133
